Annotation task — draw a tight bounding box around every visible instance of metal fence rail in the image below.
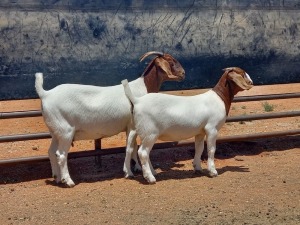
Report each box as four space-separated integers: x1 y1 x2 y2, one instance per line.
0 92 299 166
1 129 300 166
1 92 300 119
1 111 300 143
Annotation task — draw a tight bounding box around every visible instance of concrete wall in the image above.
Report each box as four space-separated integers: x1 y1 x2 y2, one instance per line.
0 0 299 99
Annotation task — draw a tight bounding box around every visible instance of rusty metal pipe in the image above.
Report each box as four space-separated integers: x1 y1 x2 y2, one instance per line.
1 92 299 120
1 129 299 166
180 128 300 145
226 111 300 122
0 110 41 119
0 133 51 143
0 142 181 166
0 111 299 143
233 92 300 102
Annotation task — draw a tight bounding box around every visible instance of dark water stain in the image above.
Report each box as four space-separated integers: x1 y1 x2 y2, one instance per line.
124 24 141 35
289 23 298 38
93 27 101 38
86 16 107 39
93 25 107 39
59 18 69 31
124 23 142 41
1 52 300 100
175 42 183 51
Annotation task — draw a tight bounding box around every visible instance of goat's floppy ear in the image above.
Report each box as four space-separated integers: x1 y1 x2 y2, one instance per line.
228 71 253 90
155 57 174 78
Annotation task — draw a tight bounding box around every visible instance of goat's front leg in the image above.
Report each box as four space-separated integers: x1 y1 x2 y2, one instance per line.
205 129 218 177
193 133 205 173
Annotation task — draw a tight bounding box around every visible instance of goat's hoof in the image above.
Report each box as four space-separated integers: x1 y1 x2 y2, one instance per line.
209 170 218 177
61 178 76 187
67 182 76 188
54 175 61 184
124 173 134 179
65 181 76 188
125 175 134 179
146 176 156 184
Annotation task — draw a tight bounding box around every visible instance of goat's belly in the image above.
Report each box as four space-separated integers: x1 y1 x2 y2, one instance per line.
73 126 126 141
158 128 202 142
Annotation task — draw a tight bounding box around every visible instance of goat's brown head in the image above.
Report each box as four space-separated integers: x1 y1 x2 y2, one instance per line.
213 67 253 115
223 67 253 94
140 51 185 82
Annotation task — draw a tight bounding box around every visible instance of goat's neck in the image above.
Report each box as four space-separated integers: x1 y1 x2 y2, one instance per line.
143 66 163 93
212 75 236 116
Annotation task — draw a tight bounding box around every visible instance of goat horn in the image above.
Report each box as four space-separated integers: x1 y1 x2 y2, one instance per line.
140 51 164 62
222 67 234 71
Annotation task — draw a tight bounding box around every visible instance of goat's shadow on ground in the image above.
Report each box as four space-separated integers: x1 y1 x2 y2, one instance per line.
0 136 298 186
132 165 251 184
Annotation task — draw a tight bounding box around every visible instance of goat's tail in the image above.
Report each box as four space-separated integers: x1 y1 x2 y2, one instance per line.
121 79 137 105
35 73 46 98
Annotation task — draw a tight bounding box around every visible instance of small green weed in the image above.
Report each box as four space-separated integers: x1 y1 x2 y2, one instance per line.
262 101 274 112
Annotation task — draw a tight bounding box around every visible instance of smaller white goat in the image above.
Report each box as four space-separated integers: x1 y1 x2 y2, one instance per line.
35 51 185 187
122 67 253 183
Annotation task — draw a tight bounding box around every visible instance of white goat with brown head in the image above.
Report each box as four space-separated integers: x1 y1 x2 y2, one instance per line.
122 67 253 183
35 51 185 187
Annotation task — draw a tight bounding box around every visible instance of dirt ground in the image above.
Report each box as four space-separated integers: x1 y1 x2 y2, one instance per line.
0 83 299 225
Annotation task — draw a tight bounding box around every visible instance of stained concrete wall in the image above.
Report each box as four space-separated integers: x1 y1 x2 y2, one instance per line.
0 0 299 99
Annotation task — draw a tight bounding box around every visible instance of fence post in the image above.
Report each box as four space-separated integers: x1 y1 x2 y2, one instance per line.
94 138 102 171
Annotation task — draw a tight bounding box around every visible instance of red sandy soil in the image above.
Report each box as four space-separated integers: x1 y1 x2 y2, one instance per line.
0 83 299 225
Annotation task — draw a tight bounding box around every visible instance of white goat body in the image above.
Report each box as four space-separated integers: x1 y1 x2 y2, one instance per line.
132 91 226 142
35 51 185 187
36 78 145 140
122 67 253 183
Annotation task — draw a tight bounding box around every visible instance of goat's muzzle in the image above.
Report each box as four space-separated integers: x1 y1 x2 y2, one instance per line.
171 71 185 82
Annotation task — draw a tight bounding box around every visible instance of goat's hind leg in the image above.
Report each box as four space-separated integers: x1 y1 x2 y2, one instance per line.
55 128 76 187
138 138 156 184
48 136 61 183
56 140 75 187
123 129 138 178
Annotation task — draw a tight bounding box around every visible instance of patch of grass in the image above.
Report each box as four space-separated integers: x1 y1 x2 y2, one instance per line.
241 105 246 109
262 101 274 112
